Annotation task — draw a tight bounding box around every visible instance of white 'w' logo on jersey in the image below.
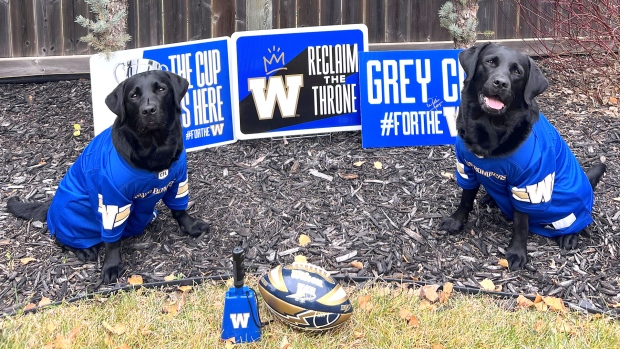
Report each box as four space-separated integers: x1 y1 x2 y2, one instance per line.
511 172 555 204
98 194 131 230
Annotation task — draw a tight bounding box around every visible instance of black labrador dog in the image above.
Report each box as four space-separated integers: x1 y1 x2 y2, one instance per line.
7 70 209 284
440 43 606 270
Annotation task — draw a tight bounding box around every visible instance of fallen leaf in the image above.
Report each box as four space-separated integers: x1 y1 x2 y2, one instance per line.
224 337 236 349
178 285 192 293
431 344 445 349
542 296 567 313
280 336 291 349
399 308 413 320
353 161 365 167
115 345 130 349
350 261 364 269
102 321 126 335
609 96 618 104
479 279 496 291
419 285 440 302
49 324 83 349
163 295 186 315
20 257 36 265
338 172 358 180
517 295 534 308
127 275 143 285
419 300 437 311
498 259 509 268
164 274 176 282
353 331 365 339
439 292 450 304
294 255 307 263
442 282 454 295
533 320 546 333
534 294 544 304
73 124 81 130
555 319 576 335
358 295 373 311
298 234 311 247
534 301 548 312
378 287 391 296
38 297 52 307
373 161 383 169
73 130 81 137
24 303 36 311
408 315 421 327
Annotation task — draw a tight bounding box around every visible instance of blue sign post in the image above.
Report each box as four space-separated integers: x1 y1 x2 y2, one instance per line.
231 25 368 140
359 50 464 148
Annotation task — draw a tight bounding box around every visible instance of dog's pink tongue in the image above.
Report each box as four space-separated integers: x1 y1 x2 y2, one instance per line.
484 96 504 110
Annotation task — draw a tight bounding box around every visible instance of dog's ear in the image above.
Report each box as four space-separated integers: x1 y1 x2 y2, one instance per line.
165 71 190 107
105 80 127 123
459 42 493 84
523 57 549 106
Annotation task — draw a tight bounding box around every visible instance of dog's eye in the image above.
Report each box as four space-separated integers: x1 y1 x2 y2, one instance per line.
157 86 166 92
129 93 138 99
486 59 496 67
512 69 522 76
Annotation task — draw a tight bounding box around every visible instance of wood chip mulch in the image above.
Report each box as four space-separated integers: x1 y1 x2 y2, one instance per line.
1 57 619 316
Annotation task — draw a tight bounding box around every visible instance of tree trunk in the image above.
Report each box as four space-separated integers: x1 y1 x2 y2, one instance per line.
454 1 479 49
107 0 128 50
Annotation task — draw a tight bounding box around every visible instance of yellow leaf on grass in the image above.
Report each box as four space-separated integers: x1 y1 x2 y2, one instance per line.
533 320 546 333
294 255 307 263
358 294 373 311
534 294 544 303
280 336 291 349
353 161 365 167
298 234 311 247
442 282 454 295
38 297 52 307
498 259 509 268
353 331 365 339
420 285 440 302
164 274 176 282
419 300 437 311
178 285 192 293
350 261 364 269
408 315 421 327
431 344 445 349
534 301 548 312
517 295 534 308
102 321 126 335
115 345 130 349
479 279 496 291
224 337 236 349
48 324 83 349
20 257 36 265
163 298 185 315
373 161 383 169
543 296 567 313
399 308 413 320
128 275 143 285
555 319 576 335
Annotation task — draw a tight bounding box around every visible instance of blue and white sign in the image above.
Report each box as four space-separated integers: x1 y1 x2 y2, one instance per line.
90 37 236 152
359 50 464 148
231 25 368 140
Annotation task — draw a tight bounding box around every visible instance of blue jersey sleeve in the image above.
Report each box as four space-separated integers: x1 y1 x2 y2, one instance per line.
96 174 133 243
454 140 480 190
162 152 190 211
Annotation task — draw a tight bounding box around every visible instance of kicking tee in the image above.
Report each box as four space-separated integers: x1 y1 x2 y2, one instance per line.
454 113 594 238
47 127 189 248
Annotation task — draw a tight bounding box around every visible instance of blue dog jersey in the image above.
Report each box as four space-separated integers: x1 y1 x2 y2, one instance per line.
454 113 594 238
47 127 189 248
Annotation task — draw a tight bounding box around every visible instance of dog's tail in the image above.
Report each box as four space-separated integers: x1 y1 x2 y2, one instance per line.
6 197 51 222
586 159 607 190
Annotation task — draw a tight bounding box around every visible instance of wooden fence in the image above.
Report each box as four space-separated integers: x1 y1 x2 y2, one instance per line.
0 0 542 59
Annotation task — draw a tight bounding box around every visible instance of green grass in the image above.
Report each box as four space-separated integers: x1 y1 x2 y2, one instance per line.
1 281 619 349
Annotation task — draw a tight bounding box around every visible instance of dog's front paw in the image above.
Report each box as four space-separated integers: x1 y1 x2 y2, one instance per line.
439 215 466 234
101 263 124 284
505 244 528 270
556 233 579 250
180 217 210 237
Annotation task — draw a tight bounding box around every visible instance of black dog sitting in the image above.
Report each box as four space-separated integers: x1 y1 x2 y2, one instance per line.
440 43 606 270
7 70 209 284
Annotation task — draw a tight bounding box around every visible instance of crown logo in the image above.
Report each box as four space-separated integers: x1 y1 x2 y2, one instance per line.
263 46 287 75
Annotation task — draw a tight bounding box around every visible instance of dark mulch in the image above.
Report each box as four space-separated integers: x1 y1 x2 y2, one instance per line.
1 59 619 317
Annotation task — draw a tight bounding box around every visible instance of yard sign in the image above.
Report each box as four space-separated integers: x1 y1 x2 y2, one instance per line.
231 24 368 140
359 50 464 148
90 37 236 152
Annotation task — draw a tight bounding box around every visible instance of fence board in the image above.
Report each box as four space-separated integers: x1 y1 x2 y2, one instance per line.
0 0 10 57
365 0 386 43
497 0 517 40
10 0 37 57
36 0 63 56
341 0 363 24
478 0 497 40
386 0 411 42
212 0 235 37
188 0 212 41
246 0 271 30
163 0 188 44
297 0 319 27
275 0 296 29
135 0 162 47
125 0 138 49
235 0 246 31
320 0 341 26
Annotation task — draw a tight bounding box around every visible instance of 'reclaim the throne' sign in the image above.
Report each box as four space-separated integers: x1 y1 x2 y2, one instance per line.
231 25 368 140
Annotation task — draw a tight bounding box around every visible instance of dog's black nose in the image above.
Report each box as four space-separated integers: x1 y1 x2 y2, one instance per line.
141 105 157 115
493 76 509 89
